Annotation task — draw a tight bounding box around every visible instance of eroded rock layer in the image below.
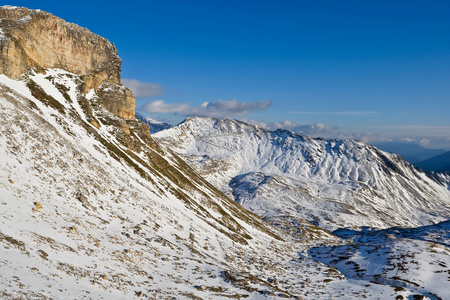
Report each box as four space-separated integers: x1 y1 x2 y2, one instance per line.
0 6 135 119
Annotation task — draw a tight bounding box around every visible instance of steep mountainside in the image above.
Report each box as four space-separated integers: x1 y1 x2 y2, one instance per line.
0 66 304 299
154 117 450 230
0 7 306 299
428 171 450 190
374 141 446 163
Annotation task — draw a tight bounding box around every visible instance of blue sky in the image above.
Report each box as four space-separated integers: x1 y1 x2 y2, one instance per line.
12 0 450 149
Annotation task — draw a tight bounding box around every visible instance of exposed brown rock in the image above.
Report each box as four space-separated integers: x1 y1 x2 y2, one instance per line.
37 249 48 259
68 226 78 234
32 201 42 212
0 6 135 119
97 81 135 120
0 7 120 84
90 120 100 129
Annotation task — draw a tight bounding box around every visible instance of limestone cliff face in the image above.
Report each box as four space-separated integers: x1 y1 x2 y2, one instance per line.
0 6 135 119
97 81 135 120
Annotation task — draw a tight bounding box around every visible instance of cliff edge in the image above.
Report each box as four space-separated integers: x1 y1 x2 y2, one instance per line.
0 5 135 119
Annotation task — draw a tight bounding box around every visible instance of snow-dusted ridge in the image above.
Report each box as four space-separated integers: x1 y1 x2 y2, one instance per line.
154 116 450 230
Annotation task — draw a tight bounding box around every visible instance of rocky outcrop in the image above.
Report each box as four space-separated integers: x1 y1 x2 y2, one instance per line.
97 81 135 120
0 6 135 119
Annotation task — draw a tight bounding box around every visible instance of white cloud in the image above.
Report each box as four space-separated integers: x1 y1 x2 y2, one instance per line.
341 133 450 150
141 100 189 114
400 137 416 143
243 119 449 149
244 119 337 137
122 79 163 98
419 138 431 147
140 99 271 118
341 132 392 144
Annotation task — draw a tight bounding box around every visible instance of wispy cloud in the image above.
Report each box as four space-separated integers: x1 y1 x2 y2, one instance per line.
380 125 450 138
290 111 377 116
122 79 163 98
340 131 450 149
385 125 450 130
244 119 338 137
140 99 271 118
340 132 392 144
244 119 450 149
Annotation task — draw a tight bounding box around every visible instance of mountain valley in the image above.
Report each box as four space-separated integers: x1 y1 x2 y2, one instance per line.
0 6 449 300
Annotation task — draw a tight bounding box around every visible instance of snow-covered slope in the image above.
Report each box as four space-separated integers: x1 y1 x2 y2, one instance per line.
310 220 450 300
154 117 450 230
2 68 433 299
428 171 450 190
3 69 429 299
0 70 294 299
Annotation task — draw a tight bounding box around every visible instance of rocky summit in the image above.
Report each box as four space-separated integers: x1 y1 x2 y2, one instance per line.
0 6 134 119
0 6 449 300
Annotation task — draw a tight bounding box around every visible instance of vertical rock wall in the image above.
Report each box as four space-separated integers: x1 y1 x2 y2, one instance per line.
0 6 135 119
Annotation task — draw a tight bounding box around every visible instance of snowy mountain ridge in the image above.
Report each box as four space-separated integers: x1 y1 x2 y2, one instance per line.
154 116 450 230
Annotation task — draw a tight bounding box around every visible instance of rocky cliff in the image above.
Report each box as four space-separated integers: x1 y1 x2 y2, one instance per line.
0 5 134 119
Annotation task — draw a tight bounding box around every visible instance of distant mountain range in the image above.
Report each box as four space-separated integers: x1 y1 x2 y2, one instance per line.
415 150 450 173
136 113 173 134
373 141 446 163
